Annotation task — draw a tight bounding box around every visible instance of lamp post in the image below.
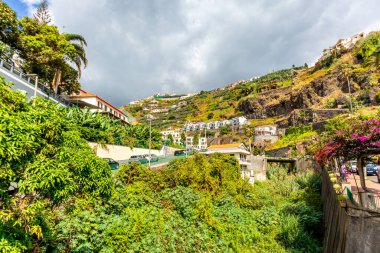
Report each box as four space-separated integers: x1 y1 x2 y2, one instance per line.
26 73 38 105
347 75 353 115
148 116 152 167
185 122 188 157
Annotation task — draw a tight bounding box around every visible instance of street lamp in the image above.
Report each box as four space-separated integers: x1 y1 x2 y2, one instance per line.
26 73 38 105
346 75 353 115
185 122 188 157
147 114 153 167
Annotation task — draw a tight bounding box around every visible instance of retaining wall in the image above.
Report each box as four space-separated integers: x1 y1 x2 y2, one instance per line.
88 142 178 161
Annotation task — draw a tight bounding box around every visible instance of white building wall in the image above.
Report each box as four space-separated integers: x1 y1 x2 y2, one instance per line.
80 97 98 106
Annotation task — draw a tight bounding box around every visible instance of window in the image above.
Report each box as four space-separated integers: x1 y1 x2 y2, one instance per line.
239 154 246 161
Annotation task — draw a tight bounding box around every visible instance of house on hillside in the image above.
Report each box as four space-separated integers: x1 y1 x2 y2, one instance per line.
151 108 169 113
230 116 248 126
186 136 207 151
178 101 188 107
254 125 281 144
201 143 254 185
69 89 130 124
161 128 182 145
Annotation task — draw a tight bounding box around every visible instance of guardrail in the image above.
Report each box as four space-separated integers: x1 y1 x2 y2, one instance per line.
348 190 380 212
0 58 73 107
329 169 380 212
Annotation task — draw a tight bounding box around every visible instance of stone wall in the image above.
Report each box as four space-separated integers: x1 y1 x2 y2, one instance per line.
265 147 292 158
254 135 279 143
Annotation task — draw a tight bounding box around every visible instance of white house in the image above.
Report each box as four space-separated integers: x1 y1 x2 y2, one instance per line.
254 125 280 144
151 108 169 113
69 89 130 124
201 143 254 185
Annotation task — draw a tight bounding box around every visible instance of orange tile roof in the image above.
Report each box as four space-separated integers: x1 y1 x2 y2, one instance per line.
70 89 96 98
209 143 242 149
70 89 126 119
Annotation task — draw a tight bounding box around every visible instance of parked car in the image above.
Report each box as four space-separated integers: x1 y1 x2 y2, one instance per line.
143 154 159 162
174 150 186 156
349 160 357 173
128 155 147 164
365 162 378 176
103 158 119 170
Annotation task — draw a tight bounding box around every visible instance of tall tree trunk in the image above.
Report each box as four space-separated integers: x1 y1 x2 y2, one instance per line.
52 68 62 94
357 156 367 191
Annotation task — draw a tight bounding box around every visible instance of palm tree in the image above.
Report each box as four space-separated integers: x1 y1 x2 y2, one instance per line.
52 33 88 93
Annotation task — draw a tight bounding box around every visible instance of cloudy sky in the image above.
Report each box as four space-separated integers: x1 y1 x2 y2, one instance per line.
5 0 380 106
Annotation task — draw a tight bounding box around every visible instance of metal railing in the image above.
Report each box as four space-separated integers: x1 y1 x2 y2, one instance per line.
348 190 380 212
0 58 73 107
328 168 380 212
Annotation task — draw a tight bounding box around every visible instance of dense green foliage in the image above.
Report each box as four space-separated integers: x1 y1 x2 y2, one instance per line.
48 157 322 252
242 68 296 87
356 31 380 66
0 78 114 251
67 108 162 149
0 77 165 251
269 125 317 151
0 1 18 47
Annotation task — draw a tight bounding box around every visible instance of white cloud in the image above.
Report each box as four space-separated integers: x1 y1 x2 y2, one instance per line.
20 0 40 16
40 0 380 106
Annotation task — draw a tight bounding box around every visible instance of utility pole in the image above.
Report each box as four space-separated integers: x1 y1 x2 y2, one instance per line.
185 123 188 157
347 75 353 115
26 73 38 105
148 116 152 167
343 68 353 116
204 127 207 150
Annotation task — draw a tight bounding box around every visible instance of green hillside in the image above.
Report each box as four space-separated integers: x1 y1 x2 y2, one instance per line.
124 31 380 132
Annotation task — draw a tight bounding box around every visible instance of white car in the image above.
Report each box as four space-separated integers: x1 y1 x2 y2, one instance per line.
349 161 357 173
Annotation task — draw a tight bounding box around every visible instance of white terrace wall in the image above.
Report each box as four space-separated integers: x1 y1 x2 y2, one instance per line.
88 142 179 161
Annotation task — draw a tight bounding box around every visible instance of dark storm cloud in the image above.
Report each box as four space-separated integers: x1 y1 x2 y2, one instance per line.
40 0 380 105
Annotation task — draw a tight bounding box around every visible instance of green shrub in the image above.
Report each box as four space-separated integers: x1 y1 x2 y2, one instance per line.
376 90 380 103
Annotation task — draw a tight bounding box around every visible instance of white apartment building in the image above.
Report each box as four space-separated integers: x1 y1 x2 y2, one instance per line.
186 136 207 151
161 128 182 145
184 116 248 131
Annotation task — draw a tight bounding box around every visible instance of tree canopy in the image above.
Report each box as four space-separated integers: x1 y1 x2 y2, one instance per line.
0 1 18 45
315 119 380 163
0 2 87 94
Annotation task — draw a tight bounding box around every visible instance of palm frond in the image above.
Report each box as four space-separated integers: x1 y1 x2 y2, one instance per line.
63 33 88 47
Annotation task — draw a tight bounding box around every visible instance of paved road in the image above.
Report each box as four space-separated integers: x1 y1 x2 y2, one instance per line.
368 175 380 184
346 173 380 194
